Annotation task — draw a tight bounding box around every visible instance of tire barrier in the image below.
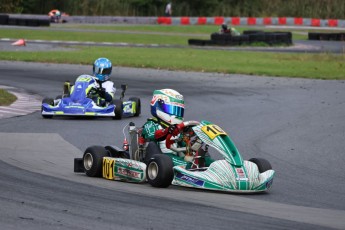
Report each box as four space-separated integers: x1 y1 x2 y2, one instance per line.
158 17 345 28
189 30 292 47
5 14 345 27
308 32 345 41
0 14 50 27
0 14 9 25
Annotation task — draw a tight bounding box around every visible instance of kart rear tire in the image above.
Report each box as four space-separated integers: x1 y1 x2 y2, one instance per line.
113 99 123 120
146 154 174 188
41 97 54 119
144 142 163 164
249 158 272 173
129 97 141 117
83 146 109 177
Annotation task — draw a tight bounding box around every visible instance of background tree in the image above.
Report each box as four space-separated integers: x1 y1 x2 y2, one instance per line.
1 0 344 19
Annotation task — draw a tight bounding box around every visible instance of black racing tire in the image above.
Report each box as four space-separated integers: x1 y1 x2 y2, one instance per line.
26 19 39 27
41 97 54 119
129 97 141 117
38 19 50 27
144 142 163 164
55 95 62 100
8 18 17 26
0 14 9 25
248 158 272 173
112 99 123 120
243 30 264 35
146 154 174 188
308 32 319 40
83 146 109 177
16 18 27 26
188 39 213 46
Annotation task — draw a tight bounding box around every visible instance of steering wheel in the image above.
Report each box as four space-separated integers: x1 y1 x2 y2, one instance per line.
165 121 200 152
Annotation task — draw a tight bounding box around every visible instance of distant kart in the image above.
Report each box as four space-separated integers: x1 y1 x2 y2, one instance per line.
41 75 140 119
74 120 275 193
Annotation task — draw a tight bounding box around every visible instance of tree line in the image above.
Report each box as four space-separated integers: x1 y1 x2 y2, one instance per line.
1 0 344 19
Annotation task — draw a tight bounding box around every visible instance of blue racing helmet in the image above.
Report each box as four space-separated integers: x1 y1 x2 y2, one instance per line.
93 58 112 82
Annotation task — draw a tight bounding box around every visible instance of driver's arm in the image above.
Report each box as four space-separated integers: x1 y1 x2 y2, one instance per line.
154 125 179 142
99 81 116 102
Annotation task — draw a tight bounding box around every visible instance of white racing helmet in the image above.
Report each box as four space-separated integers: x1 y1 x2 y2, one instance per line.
150 89 184 125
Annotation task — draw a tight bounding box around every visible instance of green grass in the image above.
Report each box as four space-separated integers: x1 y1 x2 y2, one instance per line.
0 28 200 45
1 46 344 79
0 89 17 106
0 25 344 79
60 24 220 34
58 24 309 39
0 24 309 43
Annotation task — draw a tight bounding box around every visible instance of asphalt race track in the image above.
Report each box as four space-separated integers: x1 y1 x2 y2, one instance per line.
0 61 345 229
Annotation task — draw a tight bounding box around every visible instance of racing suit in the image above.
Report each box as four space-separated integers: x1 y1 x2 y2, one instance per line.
141 118 212 167
141 117 180 154
86 75 116 106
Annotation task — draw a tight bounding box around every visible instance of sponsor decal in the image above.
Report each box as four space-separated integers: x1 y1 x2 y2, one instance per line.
117 167 141 179
123 103 133 113
266 178 273 188
176 172 205 186
151 95 169 105
235 167 248 181
169 101 185 108
69 102 82 106
175 94 183 100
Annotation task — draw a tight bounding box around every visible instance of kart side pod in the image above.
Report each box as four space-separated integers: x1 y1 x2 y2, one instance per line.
102 157 146 183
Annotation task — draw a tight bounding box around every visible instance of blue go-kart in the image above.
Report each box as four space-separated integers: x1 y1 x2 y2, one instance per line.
41 75 140 120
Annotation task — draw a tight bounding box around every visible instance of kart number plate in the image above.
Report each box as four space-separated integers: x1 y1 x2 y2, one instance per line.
77 76 92 82
103 157 115 180
201 124 227 140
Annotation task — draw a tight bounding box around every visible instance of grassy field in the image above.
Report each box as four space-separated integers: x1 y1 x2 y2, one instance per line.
0 24 344 79
0 89 17 106
0 24 310 43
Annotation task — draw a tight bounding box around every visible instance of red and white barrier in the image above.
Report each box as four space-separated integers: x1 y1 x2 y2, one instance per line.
157 17 345 28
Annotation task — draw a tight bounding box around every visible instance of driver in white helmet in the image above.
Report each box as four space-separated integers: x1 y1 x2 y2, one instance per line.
141 89 184 153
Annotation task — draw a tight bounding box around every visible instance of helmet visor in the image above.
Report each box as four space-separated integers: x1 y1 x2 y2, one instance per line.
94 66 112 75
159 101 184 118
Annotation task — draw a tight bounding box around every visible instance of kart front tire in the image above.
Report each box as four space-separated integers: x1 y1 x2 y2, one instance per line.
113 99 123 120
83 146 109 177
146 154 174 188
129 97 141 117
41 97 54 119
249 158 272 173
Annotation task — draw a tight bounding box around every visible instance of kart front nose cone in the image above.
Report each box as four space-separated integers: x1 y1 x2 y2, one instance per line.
147 162 159 180
84 152 93 170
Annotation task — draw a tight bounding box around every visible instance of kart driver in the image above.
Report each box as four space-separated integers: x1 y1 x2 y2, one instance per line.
141 89 184 154
219 23 240 36
90 57 116 106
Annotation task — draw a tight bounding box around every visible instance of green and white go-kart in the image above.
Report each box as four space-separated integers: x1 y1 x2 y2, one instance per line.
74 120 275 193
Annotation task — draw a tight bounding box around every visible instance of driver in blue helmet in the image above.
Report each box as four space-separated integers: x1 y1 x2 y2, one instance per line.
90 57 116 105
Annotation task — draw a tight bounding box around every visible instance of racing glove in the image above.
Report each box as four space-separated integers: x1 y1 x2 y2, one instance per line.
88 88 98 97
168 124 180 136
98 88 106 98
154 125 179 142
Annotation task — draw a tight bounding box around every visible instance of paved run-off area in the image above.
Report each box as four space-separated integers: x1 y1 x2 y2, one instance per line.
0 85 41 119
